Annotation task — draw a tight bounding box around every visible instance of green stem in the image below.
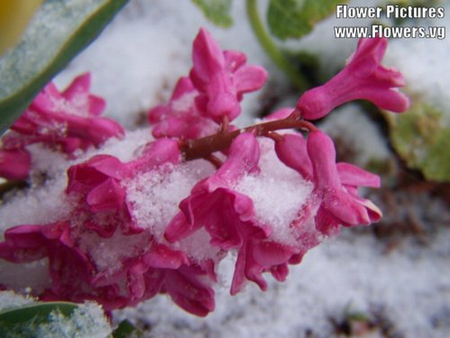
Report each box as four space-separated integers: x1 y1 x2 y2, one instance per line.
246 0 309 91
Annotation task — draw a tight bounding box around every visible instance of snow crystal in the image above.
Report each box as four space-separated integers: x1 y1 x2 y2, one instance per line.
79 230 152 274
176 228 222 263
0 290 35 312
236 138 313 242
125 160 214 241
0 176 70 235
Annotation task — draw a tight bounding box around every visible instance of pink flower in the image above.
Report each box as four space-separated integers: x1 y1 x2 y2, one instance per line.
148 77 218 139
165 133 270 249
308 130 382 230
231 240 301 295
159 263 216 317
66 138 181 237
0 222 95 301
190 28 267 123
0 148 31 180
0 220 216 315
275 130 381 235
297 37 409 120
274 133 312 180
2 73 124 156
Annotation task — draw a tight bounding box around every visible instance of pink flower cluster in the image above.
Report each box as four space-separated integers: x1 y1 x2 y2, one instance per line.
0 73 124 180
0 29 408 317
148 29 267 139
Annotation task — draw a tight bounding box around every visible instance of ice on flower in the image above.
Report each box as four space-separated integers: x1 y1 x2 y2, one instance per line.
125 160 214 241
236 138 314 243
297 37 410 120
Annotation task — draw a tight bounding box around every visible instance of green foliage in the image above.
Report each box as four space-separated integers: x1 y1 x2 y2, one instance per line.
0 300 143 337
267 0 348 40
0 0 129 135
386 97 450 182
0 302 78 336
192 0 233 28
113 319 143 337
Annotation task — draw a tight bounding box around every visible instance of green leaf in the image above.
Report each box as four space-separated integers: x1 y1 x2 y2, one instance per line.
0 0 129 135
267 0 348 40
113 319 143 338
386 96 450 182
0 302 77 335
192 0 233 28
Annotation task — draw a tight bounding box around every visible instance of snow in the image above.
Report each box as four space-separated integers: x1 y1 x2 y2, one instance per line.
386 35 450 113
320 103 392 167
1 0 450 336
236 138 313 243
125 161 213 241
0 291 35 312
113 229 450 337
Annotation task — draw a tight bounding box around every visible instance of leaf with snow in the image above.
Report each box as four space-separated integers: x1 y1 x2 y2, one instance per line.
0 0 129 135
267 0 348 40
0 301 112 337
192 0 233 28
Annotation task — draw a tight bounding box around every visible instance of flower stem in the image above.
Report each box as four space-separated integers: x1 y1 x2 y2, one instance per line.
246 0 309 91
181 110 315 161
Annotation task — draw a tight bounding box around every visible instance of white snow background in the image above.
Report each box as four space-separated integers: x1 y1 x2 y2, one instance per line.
1 0 450 337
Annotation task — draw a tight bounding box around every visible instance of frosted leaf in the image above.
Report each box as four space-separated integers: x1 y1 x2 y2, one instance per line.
0 0 106 98
35 302 112 338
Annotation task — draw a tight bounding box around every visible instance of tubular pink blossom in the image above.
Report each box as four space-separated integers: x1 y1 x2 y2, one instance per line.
190 28 267 123
297 37 409 120
231 240 301 295
148 77 218 139
0 148 31 180
3 73 124 156
306 130 382 232
66 138 182 237
165 133 268 247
